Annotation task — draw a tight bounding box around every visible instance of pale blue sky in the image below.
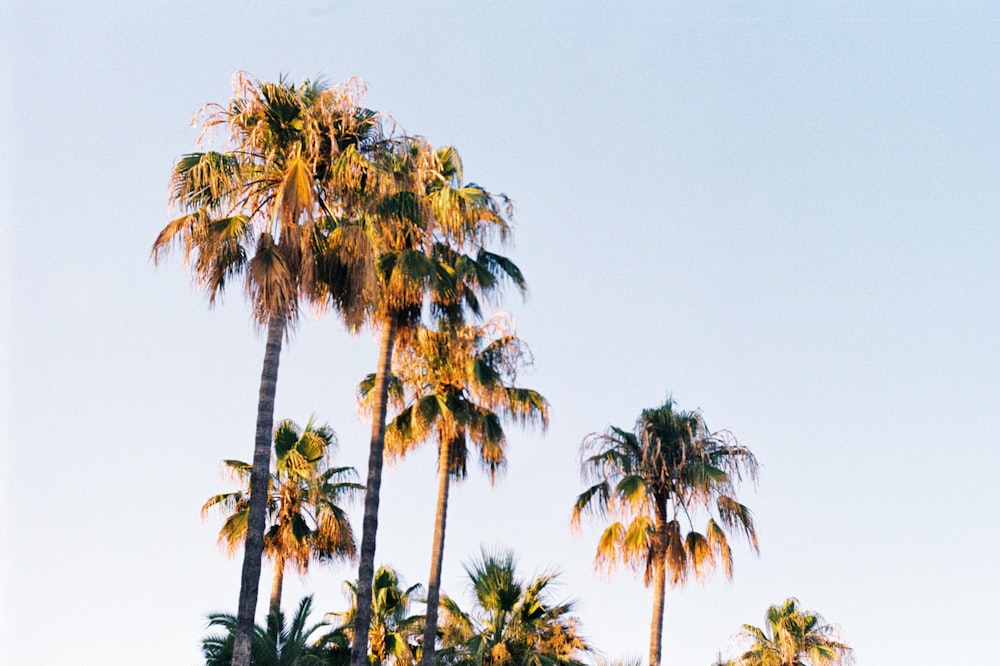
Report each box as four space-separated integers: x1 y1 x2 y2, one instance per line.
2 1 998 664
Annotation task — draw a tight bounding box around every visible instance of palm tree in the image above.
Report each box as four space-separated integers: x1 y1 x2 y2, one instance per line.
571 398 760 666
323 566 424 666
348 141 525 666
203 418 363 629
154 73 382 665
202 595 338 666
363 314 548 666
436 547 591 666
734 598 853 666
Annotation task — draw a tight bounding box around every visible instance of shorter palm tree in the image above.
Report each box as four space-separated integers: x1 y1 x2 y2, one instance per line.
203 418 363 625
202 595 339 666
735 598 853 666
436 547 591 666
572 398 759 666
323 566 424 666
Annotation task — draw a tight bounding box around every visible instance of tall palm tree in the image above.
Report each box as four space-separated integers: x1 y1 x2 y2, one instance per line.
735 598 854 666
154 73 382 665
323 566 424 666
436 548 591 666
571 398 760 666
348 141 525 666
202 595 337 666
363 314 548 666
203 418 363 628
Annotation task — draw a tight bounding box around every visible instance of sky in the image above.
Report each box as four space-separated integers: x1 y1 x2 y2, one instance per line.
2 1 998 664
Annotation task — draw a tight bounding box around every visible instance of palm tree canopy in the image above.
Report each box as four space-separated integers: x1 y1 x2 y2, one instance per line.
324 566 424 666
572 397 759 587
436 548 592 666
346 137 525 331
202 417 362 571
361 314 549 482
153 72 384 329
202 595 337 666
735 598 854 666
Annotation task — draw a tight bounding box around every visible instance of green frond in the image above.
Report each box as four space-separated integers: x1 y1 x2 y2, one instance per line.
571 482 611 529
737 598 855 666
716 495 759 552
622 516 655 567
614 474 650 513
200 491 245 521
274 418 302 460
706 518 733 578
594 523 626 574
169 150 242 212
219 509 250 556
684 530 714 580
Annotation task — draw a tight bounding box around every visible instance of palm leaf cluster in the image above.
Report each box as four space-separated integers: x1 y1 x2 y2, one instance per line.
436 549 590 666
154 72 382 329
203 596 339 666
323 566 425 666
735 598 854 666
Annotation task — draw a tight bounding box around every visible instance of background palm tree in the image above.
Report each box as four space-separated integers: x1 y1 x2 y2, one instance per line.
324 566 424 666
734 598 854 666
436 548 591 666
154 72 381 665
364 314 548 666
349 141 525 666
571 398 760 666
202 595 336 666
203 418 362 630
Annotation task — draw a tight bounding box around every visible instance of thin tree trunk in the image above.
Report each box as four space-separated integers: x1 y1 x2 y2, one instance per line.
351 313 399 666
649 515 668 666
268 553 286 637
648 553 666 666
232 317 285 666
420 436 454 666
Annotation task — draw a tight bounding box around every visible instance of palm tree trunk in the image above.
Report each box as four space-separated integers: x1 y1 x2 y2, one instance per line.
232 316 285 666
268 553 286 637
649 515 668 666
420 436 454 666
352 313 399 666
648 552 666 666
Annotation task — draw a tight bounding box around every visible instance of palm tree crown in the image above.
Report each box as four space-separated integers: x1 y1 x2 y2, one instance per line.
436 548 591 666
202 595 336 666
203 418 362 623
372 313 549 479
324 566 424 666
153 72 382 329
572 398 759 666
735 598 854 666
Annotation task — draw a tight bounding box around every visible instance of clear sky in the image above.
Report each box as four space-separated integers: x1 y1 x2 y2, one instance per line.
2 1 998 664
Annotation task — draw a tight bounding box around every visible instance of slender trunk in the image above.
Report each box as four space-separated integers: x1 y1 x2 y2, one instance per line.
649 514 668 666
231 317 285 666
268 553 286 637
420 436 454 666
351 313 399 666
